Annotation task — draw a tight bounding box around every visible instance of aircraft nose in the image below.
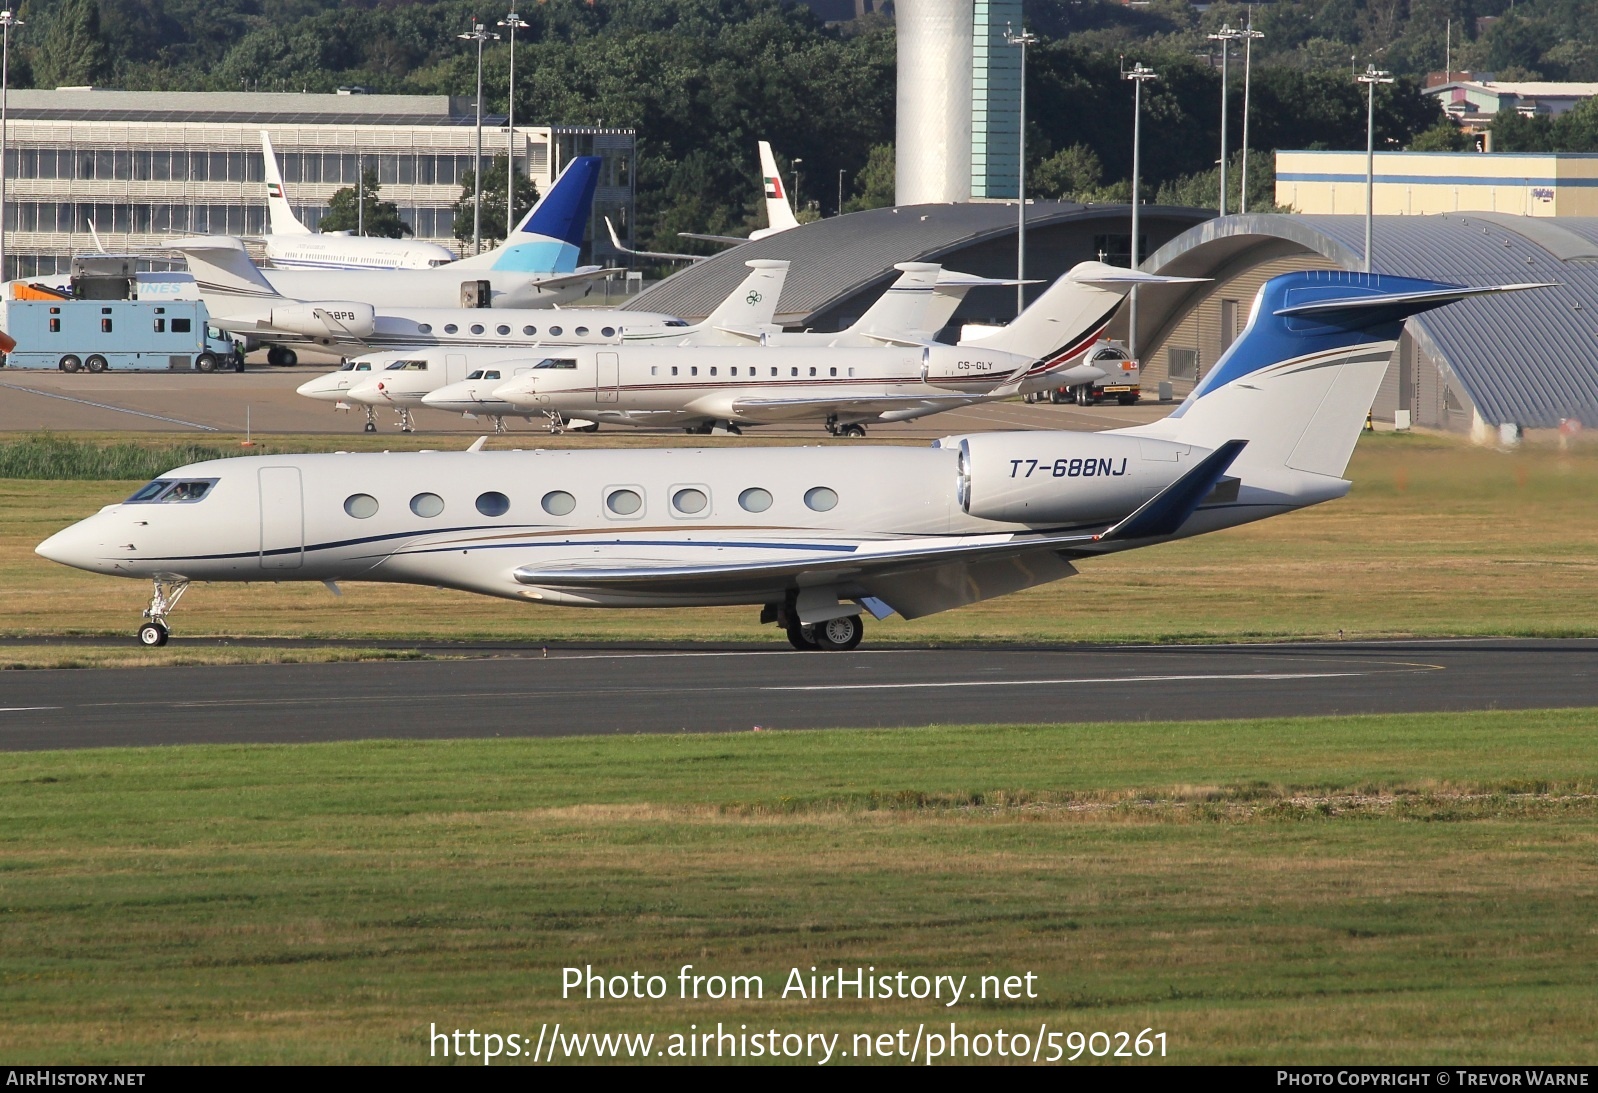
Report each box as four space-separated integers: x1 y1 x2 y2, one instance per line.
492 379 535 407
296 375 342 398
36 521 102 571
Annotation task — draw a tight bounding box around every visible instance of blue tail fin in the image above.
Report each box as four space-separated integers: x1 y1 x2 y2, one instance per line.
455 156 604 273
1139 270 1547 481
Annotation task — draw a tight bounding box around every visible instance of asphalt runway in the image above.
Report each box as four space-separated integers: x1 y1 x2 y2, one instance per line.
2 638 1595 751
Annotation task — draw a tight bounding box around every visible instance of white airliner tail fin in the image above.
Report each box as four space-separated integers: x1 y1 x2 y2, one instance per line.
673 260 790 345
262 132 311 236
757 141 800 235
164 235 286 308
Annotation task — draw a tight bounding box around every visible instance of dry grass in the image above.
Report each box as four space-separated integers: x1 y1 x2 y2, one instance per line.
1 709 1595 1063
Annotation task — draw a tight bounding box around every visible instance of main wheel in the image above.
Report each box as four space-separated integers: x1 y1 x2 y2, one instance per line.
840 423 866 438
60 355 82 373
281 348 297 366
266 346 286 366
195 352 218 373
1048 388 1064 404
785 622 819 651
137 621 169 647
813 615 863 651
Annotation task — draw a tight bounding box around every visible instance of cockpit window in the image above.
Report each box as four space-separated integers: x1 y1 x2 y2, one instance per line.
467 370 485 380
384 360 429 371
125 478 216 504
532 358 577 370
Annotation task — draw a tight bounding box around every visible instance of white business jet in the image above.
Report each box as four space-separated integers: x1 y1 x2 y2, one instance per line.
417 260 1022 433
258 132 457 272
484 262 1188 435
171 156 617 365
36 272 1546 649
304 260 793 434
609 141 802 263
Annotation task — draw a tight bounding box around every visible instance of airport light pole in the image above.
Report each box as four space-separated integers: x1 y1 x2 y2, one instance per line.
499 12 529 229
1207 23 1241 217
1124 61 1158 364
837 168 845 216
1238 20 1264 214
458 20 500 254
0 8 21 282
792 158 803 215
1007 22 1038 316
1358 64 1394 273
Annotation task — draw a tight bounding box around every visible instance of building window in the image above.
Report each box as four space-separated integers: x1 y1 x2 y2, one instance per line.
1169 347 1198 381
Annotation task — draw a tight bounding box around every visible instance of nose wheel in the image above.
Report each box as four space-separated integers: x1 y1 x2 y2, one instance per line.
137 578 188 646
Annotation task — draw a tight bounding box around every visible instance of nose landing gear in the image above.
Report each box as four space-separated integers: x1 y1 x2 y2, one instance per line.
393 407 416 433
362 405 378 433
138 578 189 646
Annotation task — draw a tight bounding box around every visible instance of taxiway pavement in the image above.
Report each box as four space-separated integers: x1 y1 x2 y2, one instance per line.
1 638 1593 751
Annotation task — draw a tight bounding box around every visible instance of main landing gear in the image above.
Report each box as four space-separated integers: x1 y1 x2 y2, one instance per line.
393 407 417 433
823 417 867 438
766 603 865 651
138 578 189 646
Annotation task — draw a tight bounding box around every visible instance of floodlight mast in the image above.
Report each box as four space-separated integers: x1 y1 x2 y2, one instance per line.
0 8 22 282
1006 22 1038 317
1357 64 1394 273
499 12 529 230
458 20 500 254
1124 61 1158 363
1207 24 1242 217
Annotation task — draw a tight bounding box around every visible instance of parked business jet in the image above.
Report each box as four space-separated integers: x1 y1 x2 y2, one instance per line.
611 141 802 263
259 132 458 272
300 260 793 433
485 262 1190 435
171 156 614 361
418 261 1017 432
36 272 1544 649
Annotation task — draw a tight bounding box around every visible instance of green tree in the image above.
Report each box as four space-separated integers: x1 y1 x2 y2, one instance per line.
32 0 111 89
318 168 413 238
452 154 540 248
842 143 894 213
1410 122 1474 152
1030 144 1105 201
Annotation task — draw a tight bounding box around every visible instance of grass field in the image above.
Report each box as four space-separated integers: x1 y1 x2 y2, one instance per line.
0 709 1594 1064
4 430 1598 651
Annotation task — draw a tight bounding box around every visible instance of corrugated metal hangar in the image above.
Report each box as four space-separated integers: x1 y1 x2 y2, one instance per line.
633 204 1598 437
623 200 1213 329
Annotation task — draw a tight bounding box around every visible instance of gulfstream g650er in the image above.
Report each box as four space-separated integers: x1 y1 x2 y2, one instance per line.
37 273 1541 649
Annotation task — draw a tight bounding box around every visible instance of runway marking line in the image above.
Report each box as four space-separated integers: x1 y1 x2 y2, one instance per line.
762 670 1397 691
0 383 220 431
0 706 63 712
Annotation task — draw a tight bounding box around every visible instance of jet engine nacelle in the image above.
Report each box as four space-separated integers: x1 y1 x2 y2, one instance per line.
921 345 1030 388
268 302 377 341
944 431 1200 525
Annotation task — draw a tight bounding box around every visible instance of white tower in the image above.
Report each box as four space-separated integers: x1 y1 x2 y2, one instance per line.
896 0 974 206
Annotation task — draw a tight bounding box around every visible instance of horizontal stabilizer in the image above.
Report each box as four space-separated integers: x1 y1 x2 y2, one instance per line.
1272 281 1555 323
1098 440 1247 543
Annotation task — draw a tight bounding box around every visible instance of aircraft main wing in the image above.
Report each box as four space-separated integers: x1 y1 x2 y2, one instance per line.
678 232 749 246
509 440 1247 617
512 528 1103 594
727 390 1005 421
